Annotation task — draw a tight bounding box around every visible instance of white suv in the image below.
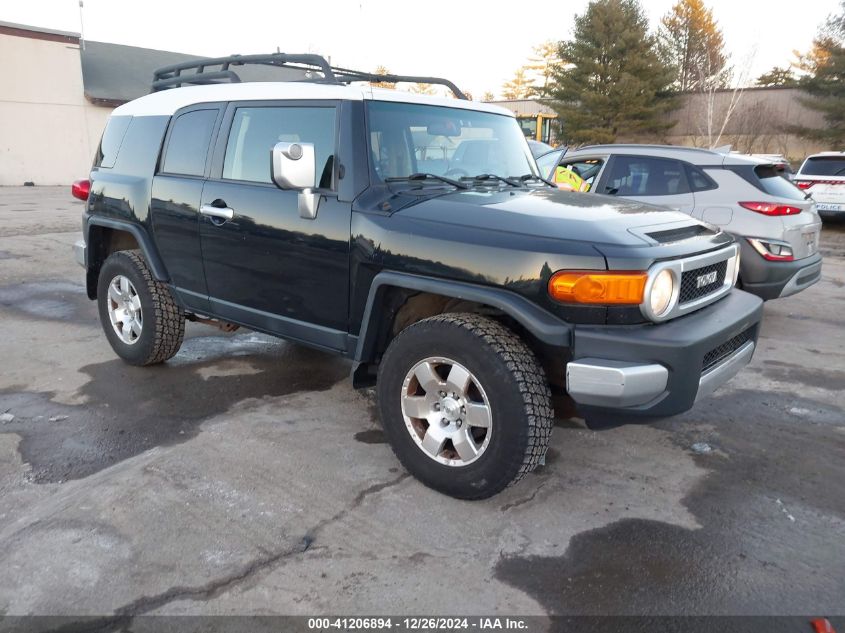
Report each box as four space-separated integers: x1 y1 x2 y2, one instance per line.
794 152 845 218
538 144 823 300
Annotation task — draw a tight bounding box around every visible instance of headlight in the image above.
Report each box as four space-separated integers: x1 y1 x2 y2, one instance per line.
648 269 675 318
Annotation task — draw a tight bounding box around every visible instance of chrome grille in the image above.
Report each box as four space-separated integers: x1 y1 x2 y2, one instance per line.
680 260 728 304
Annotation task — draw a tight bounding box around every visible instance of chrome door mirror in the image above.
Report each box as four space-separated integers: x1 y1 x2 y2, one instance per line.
271 141 320 219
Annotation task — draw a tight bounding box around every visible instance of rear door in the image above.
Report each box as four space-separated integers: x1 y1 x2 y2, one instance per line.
198 101 350 350
150 105 223 313
599 154 696 213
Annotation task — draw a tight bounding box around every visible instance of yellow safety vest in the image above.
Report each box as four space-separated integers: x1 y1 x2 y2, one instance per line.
554 166 591 192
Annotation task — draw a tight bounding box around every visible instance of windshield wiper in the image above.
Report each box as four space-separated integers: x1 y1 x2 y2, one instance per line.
385 173 468 189
463 174 521 187
517 173 556 188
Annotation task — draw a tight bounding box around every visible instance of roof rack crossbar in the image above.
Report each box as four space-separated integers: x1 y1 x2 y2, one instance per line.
151 53 467 100
329 66 468 100
151 53 337 92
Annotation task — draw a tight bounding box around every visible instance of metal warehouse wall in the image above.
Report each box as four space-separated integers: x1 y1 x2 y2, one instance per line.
0 27 112 186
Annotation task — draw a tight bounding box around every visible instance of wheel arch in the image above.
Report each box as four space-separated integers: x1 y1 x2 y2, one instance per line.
353 272 573 384
85 218 169 300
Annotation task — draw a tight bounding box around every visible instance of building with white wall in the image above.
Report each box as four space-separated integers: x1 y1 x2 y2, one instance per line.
0 22 201 186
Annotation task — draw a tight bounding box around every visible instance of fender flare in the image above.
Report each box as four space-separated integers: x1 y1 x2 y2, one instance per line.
86 216 170 282
354 271 572 363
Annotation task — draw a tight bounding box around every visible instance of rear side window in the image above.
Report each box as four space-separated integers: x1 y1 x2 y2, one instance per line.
800 156 845 177
605 156 690 196
223 106 336 187
686 164 717 192
754 165 805 200
161 109 218 177
94 116 132 169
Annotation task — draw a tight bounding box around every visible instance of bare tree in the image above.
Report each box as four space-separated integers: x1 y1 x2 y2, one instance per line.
694 49 756 148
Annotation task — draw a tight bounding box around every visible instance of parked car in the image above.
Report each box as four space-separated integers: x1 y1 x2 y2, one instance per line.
72 55 762 499
794 151 845 219
541 144 823 300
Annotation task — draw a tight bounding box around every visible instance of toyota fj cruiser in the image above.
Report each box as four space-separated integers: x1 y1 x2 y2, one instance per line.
72 54 763 499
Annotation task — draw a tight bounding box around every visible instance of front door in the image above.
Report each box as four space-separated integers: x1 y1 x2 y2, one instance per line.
199 102 350 351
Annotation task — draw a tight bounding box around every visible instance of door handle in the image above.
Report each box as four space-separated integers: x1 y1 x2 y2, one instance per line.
199 204 234 221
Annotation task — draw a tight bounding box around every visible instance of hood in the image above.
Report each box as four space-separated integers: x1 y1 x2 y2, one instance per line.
385 187 710 247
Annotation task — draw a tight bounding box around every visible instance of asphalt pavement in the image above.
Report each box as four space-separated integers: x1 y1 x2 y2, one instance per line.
0 187 843 619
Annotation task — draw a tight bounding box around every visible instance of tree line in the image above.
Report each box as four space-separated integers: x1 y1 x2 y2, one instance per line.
495 0 845 147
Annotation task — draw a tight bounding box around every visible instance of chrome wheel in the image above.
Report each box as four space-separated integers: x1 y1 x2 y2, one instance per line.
400 356 492 466
107 275 142 345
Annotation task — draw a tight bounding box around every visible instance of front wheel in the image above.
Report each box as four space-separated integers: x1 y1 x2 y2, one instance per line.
96 250 185 366
377 313 553 499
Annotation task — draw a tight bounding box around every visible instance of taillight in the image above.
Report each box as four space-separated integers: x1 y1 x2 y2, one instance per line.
794 180 814 190
71 179 91 201
739 201 802 216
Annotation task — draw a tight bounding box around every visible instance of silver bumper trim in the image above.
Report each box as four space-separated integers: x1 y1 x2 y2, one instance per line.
778 260 822 298
697 341 755 401
73 240 86 268
566 359 668 408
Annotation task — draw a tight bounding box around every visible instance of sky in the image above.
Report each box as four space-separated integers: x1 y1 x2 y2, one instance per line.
1 0 841 98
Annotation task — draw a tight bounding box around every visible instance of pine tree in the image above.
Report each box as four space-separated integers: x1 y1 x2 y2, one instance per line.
546 0 677 144
525 41 563 95
370 66 395 90
756 66 797 87
501 68 534 100
793 2 845 144
410 82 435 95
482 91 496 102
658 0 729 91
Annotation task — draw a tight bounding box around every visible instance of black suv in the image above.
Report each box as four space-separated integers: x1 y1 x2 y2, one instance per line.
72 55 763 499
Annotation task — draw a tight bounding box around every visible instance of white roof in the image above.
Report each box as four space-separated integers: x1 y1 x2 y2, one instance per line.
112 82 515 117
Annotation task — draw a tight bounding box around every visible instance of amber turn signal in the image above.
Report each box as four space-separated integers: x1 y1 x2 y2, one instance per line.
548 271 648 305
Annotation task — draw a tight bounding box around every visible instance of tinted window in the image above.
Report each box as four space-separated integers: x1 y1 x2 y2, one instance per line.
223 106 336 187
686 164 717 192
754 165 805 200
605 156 690 196
161 110 218 176
95 115 132 169
536 150 564 179
800 156 845 177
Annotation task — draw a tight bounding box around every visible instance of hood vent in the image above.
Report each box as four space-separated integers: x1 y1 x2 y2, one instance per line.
646 224 714 244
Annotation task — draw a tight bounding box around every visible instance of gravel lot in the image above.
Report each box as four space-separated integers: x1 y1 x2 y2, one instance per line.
0 187 843 618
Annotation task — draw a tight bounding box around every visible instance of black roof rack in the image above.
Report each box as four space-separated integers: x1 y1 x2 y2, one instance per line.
151 53 468 100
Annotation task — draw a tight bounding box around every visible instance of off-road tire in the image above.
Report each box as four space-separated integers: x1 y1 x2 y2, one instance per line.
377 313 554 499
97 250 184 366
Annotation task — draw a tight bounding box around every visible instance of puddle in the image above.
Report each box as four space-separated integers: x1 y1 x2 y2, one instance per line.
0 280 94 324
0 333 350 482
495 389 845 615
354 429 386 444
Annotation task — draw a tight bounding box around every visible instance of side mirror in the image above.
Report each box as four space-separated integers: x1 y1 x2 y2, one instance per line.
271 142 320 219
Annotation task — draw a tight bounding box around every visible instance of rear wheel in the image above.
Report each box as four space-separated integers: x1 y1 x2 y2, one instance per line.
97 250 184 366
377 313 553 499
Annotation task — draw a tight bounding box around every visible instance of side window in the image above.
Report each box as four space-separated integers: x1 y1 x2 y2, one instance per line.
161 109 218 177
605 156 690 196
686 163 718 192
223 106 336 188
553 158 604 192
94 116 132 169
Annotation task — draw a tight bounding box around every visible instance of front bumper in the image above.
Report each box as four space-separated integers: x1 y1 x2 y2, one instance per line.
566 290 763 419
73 240 86 268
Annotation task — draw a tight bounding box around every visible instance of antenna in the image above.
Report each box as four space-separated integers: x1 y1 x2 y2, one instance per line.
77 0 85 50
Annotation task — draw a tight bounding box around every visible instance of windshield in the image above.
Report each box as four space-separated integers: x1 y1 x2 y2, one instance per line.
366 101 537 183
